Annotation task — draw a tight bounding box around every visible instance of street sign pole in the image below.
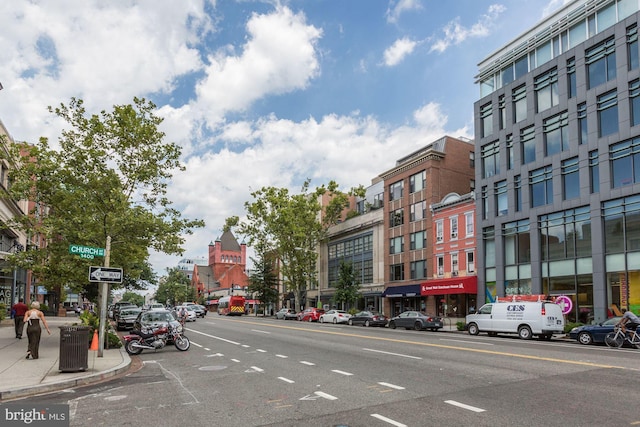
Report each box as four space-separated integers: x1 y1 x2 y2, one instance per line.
97 236 111 358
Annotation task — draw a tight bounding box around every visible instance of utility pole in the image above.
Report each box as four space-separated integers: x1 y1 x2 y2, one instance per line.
97 236 111 358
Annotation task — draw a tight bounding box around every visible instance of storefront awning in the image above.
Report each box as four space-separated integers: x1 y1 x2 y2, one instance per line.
420 276 477 296
382 284 421 298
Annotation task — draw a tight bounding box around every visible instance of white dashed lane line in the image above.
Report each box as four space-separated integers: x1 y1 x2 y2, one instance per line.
331 369 354 376
362 348 422 360
275 354 288 358
300 361 315 366
371 413 407 427
444 400 486 413
278 377 295 384
378 382 405 390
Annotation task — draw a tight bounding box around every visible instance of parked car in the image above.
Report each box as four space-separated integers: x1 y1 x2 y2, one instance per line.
276 308 296 320
111 302 137 320
116 307 142 330
187 304 207 318
388 311 443 331
298 307 325 322
348 311 388 327
148 303 165 311
319 310 351 324
133 309 182 338
174 305 197 322
569 317 622 345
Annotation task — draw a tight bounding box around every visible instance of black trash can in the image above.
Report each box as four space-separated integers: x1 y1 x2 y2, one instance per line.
59 326 90 372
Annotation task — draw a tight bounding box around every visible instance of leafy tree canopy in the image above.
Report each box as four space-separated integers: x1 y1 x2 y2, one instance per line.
154 267 194 306
229 180 363 311
121 291 145 307
333 260 361 310
247 252 279 315
3 97 204 298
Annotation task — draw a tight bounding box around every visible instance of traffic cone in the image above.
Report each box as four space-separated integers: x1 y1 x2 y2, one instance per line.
90 330 99 351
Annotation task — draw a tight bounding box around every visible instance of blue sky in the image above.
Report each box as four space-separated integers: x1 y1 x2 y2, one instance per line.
0 0 572 277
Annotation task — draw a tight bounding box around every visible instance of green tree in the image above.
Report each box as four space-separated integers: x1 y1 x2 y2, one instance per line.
230 180 362 311
3 97 204 302
154 267 194 306
121 291 144 307
247 251 280 316
333 261 361 310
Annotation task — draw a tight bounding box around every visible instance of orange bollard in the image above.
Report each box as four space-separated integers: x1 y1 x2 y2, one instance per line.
90 330 99 351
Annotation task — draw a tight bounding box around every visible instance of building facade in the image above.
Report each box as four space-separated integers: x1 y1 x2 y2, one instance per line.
318 189 385 312
379 136 476 317
191 231 249 302
423 192 478 318
0 120 29 310
474 0 640 323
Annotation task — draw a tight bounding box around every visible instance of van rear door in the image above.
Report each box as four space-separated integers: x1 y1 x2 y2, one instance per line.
542 302 564 332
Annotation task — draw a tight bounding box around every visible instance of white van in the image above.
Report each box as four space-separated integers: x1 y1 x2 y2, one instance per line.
465 301 565 340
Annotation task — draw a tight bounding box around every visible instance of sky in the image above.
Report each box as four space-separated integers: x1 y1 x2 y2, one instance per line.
0 0 573 279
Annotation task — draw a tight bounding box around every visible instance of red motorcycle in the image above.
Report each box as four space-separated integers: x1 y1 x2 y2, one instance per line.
123 324 190 355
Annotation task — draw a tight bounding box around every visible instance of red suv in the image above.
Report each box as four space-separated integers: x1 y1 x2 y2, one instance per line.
298 307 325 322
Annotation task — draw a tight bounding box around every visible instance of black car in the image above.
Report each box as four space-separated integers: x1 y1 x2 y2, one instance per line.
115 307 142 331
347 311 388 327
388 311 443 331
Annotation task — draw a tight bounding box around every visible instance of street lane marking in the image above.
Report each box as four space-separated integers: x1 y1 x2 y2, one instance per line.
250 366 264 372
190 342 203 348
242 344 250 348
378 382 405 390
220 318 635 370
276 354 288 358
257 349 267 353
371 414 407 427
252 329 271 334
187 329 241 345
315 391 337 400
445 400 486 412
440 338 494 346
231 359 240 363
300 361 315 366
331 369 353 376
278 377 295 384
363 348 422 360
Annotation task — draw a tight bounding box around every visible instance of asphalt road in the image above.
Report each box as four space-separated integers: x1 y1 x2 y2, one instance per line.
19 316 640 426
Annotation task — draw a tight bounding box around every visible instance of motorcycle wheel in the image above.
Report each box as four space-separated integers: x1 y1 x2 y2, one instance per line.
174 336 190 351
125 339 143 355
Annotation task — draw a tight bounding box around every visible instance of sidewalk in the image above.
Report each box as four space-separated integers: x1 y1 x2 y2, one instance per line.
0 316 131 401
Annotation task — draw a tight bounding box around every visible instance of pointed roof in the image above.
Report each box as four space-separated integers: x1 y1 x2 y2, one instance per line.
219 230 241 252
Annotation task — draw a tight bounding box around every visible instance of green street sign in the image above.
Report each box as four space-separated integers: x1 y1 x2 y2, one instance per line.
69 244 105 260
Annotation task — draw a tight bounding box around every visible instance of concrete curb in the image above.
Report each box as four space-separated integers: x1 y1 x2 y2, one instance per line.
0 347 131 401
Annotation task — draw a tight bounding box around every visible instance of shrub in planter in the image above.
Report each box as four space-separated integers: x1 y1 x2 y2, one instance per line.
456 321 467 331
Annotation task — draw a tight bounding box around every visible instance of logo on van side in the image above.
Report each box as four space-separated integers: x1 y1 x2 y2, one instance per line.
506 304 526 312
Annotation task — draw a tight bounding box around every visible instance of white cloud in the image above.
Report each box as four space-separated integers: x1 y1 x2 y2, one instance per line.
429 4 506 53
383 37 418 67
386 0 423 24
193 6 322 126
0 0 211 144
152 100 470 271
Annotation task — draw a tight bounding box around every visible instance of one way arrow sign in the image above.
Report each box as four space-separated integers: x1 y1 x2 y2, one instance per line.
89 266 123 283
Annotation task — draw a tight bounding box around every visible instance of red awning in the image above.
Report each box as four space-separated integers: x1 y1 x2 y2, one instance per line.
420 276 477 296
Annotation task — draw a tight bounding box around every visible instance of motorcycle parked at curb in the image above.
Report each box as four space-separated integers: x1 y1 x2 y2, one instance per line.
123 324 190 355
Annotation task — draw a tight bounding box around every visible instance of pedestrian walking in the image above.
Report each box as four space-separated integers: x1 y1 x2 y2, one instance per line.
11 298 28 339
23 301 51 360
